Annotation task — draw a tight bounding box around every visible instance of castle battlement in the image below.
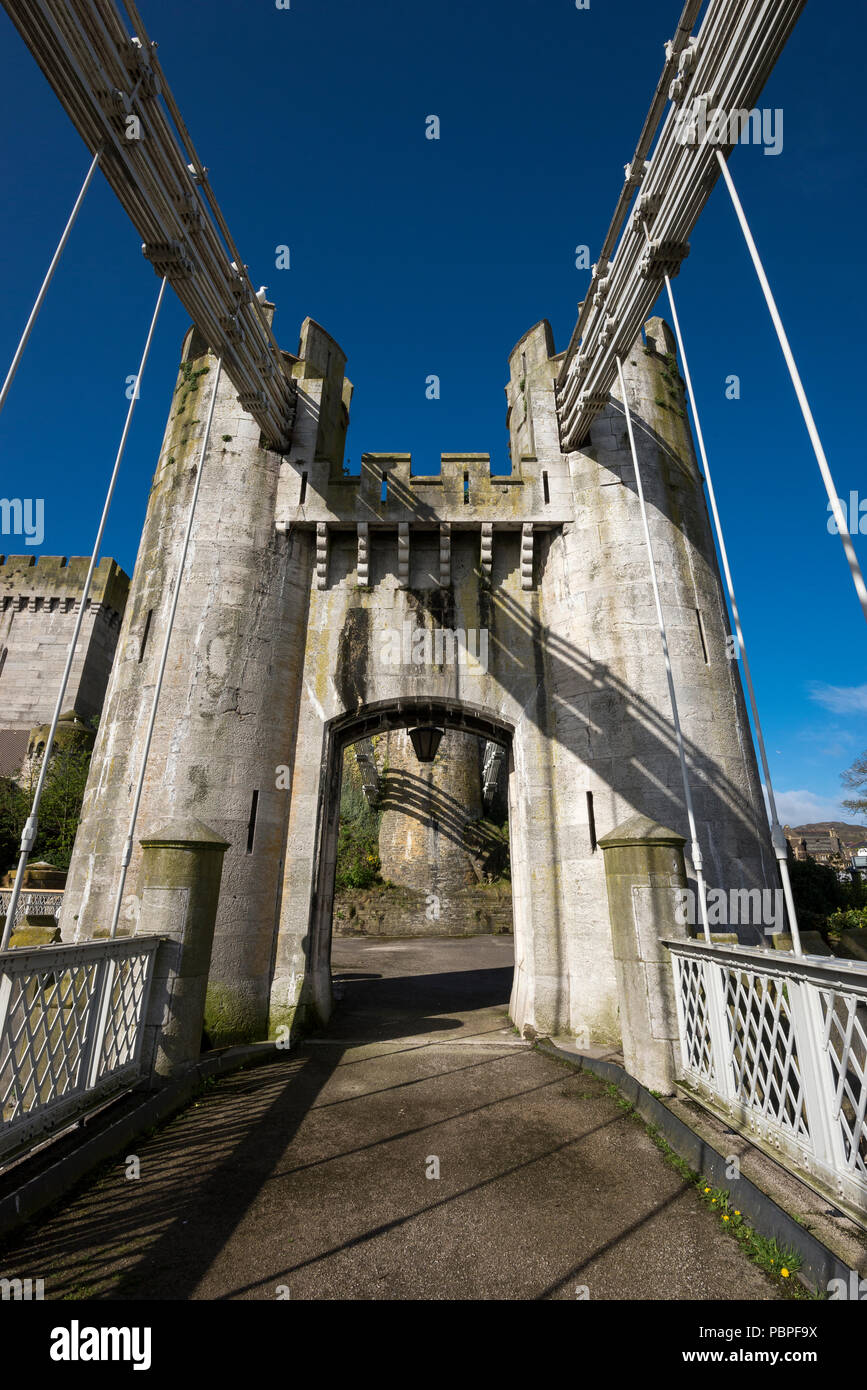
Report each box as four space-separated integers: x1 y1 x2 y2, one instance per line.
276 450 572 528
0 556 129 617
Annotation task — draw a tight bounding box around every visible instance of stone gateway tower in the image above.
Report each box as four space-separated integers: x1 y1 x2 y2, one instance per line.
62 305 772 1049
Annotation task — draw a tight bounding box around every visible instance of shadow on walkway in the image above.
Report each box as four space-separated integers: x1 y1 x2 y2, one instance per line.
0 938 779 1301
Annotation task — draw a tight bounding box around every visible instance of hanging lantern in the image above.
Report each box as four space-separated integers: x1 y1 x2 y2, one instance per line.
407 726 444 763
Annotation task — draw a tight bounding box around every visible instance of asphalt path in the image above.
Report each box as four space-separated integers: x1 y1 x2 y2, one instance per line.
0 936 779 1301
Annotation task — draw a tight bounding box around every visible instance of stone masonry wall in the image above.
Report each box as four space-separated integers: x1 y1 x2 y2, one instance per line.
61 301 772 1052
333 881 512 937
378 727 483 894
0 556 128 729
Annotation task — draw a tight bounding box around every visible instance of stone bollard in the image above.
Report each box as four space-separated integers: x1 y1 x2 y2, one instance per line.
136 819 230 1083
597 814 689 1095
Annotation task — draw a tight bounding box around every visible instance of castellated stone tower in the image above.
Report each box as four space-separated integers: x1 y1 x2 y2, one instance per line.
378 728 483 895
62 302 772 1050
0 555 128 776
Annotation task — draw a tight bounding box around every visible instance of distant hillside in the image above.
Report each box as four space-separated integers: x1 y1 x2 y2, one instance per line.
787 821 867 849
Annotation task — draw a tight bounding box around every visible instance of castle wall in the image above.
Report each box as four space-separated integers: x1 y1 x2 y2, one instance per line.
521 316 772 1039
62 321 312 1045
60 303 773 1051
269 518 556 1034
378 727 483 895
0 556 128 730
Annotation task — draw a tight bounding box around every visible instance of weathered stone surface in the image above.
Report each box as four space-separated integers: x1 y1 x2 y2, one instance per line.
0 556 128 735
598 815 689 1094
60 306 772 1061
378 728 484 895
6 922 61 947
136 818 230 1073
333 881 512 938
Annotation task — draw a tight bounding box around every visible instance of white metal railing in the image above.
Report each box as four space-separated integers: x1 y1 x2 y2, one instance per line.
0 889 63 932
0 936 161 1159
667 938 867 1216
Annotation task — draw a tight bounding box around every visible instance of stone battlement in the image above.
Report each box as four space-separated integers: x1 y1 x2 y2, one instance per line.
277 451 571 527
0 556 129 617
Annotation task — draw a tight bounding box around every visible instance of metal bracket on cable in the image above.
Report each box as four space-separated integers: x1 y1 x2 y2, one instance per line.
667 37 699 101
174 190 203 233
578 390 610 411
598 315 617 348
220 313 247 347
623 158 649 194
592 276 611 310
126 37 161 98
20 816 37 854
634 190 662 228
142 239 194 279
640 240 691 280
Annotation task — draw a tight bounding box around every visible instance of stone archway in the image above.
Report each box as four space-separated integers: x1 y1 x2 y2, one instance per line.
292 698 522 1032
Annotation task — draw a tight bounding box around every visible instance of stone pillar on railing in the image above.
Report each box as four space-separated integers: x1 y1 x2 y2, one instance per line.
136 819 230 1083
598 814 689 1095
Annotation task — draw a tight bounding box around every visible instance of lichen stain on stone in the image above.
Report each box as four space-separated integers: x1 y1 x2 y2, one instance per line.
336 606 369 710
187 764 209 804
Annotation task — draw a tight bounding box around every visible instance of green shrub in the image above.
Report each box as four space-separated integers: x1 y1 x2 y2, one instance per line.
335 746 382 890
828 906 867 932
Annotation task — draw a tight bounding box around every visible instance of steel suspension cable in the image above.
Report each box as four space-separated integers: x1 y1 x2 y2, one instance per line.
715 149 867 627
107 356 223 939
616 355 712 943
0 148 101 419
661 269 803 956
0 275 168 951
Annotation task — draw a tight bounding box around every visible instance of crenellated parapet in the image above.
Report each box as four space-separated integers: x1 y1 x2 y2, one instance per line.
0 556 129 624
277 451 572 530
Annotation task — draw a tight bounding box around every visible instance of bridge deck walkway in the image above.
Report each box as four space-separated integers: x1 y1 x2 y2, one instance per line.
0 936 780 1300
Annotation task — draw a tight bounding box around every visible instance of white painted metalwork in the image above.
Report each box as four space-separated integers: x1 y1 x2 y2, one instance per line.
617 356 711 943
557 0 807 449
660 266 803 955
0 935 160 1159
668 938 867 1216
0 146 101 418
2 0 295 449
714 149 867 628
0 890 63 932
482 740 506 811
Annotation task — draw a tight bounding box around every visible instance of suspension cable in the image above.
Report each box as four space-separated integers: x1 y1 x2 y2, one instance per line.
0 148 101 419
716 149 867 627
0 275 168 951
661 269 803 956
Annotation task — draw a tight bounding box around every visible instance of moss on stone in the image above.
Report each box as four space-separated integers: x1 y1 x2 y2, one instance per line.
203 983 262 1048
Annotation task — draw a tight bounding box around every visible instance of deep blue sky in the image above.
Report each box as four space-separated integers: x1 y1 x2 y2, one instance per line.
0 0 864 826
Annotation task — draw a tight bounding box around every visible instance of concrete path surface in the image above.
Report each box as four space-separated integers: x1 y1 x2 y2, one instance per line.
0 936 780 1300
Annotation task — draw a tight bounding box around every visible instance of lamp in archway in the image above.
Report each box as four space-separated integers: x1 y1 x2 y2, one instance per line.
408 726 444 763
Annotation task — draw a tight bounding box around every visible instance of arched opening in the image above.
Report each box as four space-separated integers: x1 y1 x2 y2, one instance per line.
304 698 524 1036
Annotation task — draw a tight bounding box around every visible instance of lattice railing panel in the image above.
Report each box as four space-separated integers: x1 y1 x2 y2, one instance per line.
0 959 100 1122
97 953 153 1076
0 890 64 930
723 966 809 1142
674 954 715 1084
819 989 867 1178
667 939 867 1219
0 938 160 1159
